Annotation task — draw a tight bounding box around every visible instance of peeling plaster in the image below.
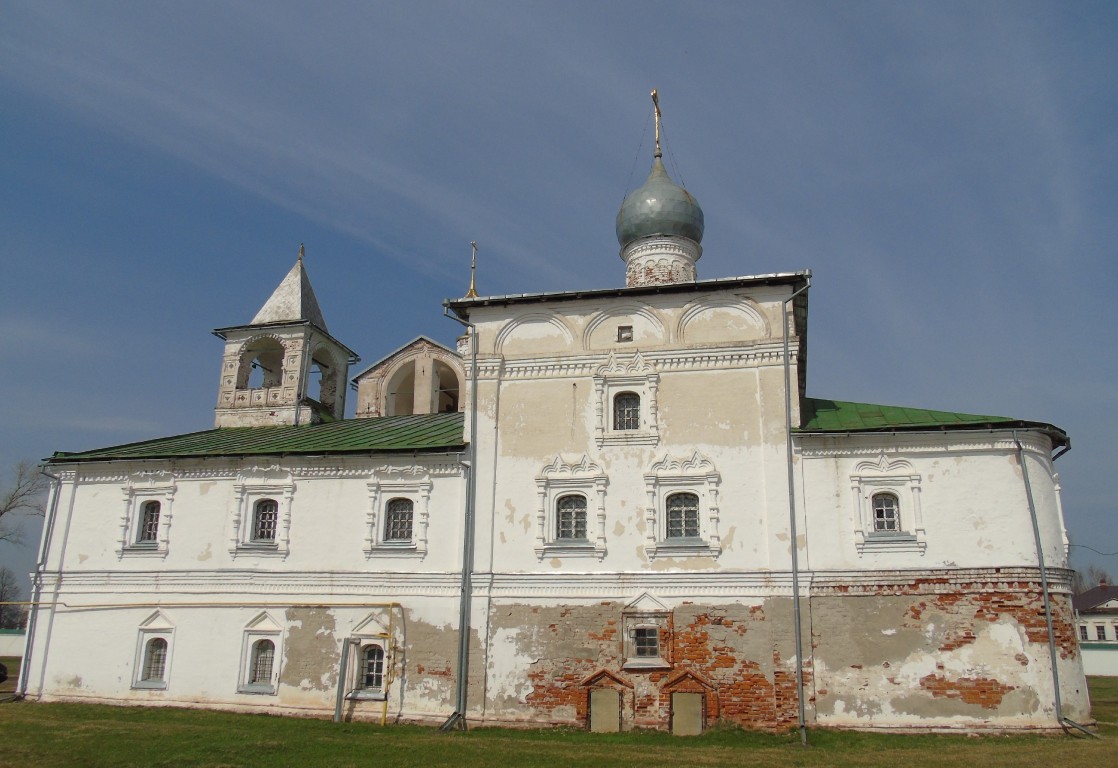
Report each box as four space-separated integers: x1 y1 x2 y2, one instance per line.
280 607 338 693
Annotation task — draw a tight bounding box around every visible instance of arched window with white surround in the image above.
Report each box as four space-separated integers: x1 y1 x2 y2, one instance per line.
253 499 279 542
141 637 168 682
238 612 282 695
642 452 721 559
132 610 173 690
613 391 641 431
593 352 660 446
555 494 588 540
534 456 608 560
850 455 926 555
249 639 275 685
871 492 900 533
384 498 414 542
360 645 385 691
665 492 700 539
138 500 161 543
120 472 175 557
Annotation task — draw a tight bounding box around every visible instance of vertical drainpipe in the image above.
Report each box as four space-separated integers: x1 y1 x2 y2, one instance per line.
782 275 810 747
1013 432 1094 736
18 466 63 697
442 306 479 731
334 638 356 723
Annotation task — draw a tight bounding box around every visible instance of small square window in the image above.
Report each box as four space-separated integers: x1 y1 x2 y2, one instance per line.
623 617 670 670
617 325 634 343
633 627 659 658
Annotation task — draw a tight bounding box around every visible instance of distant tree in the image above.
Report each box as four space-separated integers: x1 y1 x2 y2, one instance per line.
0 566 27 629
0 460 48 545
1073 564 1114 594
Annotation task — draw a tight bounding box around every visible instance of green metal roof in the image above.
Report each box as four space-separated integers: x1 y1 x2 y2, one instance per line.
49 412 465 463
798 398 1067 445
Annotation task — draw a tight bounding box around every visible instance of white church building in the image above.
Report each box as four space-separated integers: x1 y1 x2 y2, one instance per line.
21 113 1090 733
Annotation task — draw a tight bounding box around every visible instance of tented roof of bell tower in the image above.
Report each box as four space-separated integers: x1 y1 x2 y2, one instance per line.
250 253 329 331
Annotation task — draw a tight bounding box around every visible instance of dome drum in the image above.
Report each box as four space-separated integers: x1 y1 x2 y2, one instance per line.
621 237 701 288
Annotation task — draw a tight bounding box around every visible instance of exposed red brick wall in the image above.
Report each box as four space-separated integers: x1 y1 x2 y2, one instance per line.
920 672 1016 708
489 574 1078 731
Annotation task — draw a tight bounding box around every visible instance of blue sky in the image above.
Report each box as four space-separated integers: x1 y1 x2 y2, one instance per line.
1 1 1115 591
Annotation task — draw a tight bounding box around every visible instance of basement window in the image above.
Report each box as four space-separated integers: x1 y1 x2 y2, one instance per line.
346 642 389 701
623 621 669 670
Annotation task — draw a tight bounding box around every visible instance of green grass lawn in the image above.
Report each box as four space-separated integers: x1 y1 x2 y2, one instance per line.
0 678 1115 768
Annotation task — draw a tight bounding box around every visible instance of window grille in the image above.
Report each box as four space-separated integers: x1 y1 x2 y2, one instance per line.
556 495 588 540
139 501 161 542
633 627 659 658
871 493 899 532
384 498 414 541
360 645 385 690
666 493 700 538
253 499 279 541
142 637 167 681
613 392 640 431
250 639 274 684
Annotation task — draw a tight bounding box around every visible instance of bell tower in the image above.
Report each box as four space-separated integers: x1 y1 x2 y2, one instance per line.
213 246 358 428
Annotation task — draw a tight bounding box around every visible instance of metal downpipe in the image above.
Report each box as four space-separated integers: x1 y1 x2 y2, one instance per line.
782 276 810 746
1013 433 1095 737
19 466 63 698
441 307 479 731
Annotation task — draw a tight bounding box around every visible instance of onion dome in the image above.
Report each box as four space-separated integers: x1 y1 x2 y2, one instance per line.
615 157 705 250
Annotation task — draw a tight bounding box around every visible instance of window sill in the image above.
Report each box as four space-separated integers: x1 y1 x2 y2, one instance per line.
856 532 926 556
232 543 286 559
534 541 606 561
622 658 670 671
646 539 720 559
237 684 276 695
120 545 167 558
346 690 388 701
365 542 424 559
131 680 167 690
599 433 659 447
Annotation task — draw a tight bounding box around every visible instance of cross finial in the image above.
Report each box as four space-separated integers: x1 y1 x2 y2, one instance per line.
465 240 479 299
651 88 662 159
298 243 305 262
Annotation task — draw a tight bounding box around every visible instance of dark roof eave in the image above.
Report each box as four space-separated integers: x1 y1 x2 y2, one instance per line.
795 420 1069 447
444 271 811 318
47 443 467 465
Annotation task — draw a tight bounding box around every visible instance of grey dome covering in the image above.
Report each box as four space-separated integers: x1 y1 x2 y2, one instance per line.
616 158 704 248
